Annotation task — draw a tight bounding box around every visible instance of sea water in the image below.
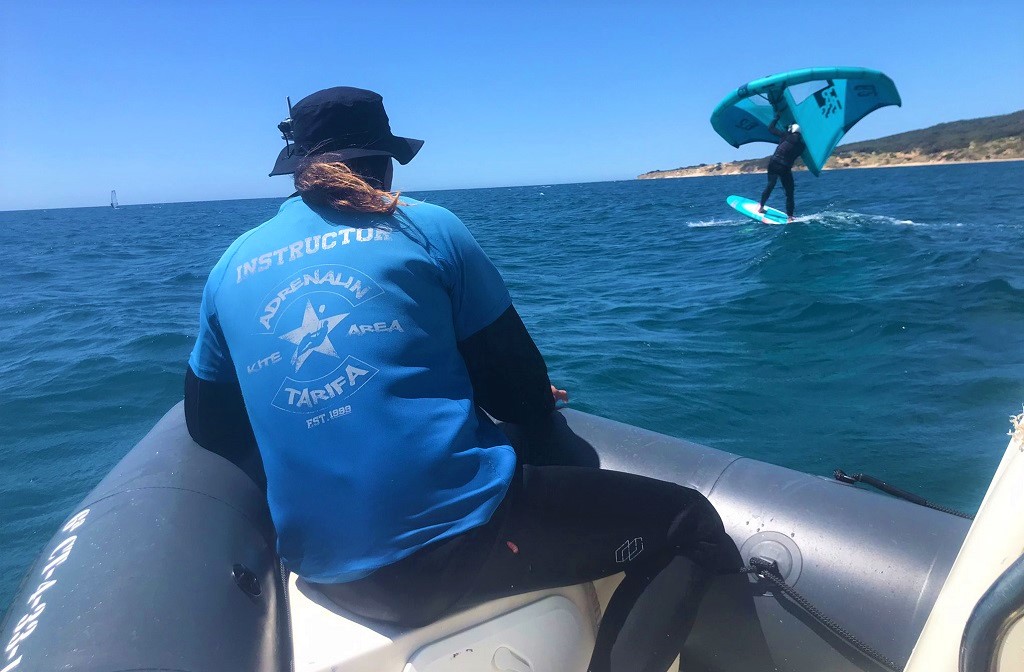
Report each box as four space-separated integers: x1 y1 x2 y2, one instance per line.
1 161 1022 606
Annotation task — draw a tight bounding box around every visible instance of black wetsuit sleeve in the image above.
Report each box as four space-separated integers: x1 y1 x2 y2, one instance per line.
768 117 785 138
184 365 267 489
457 304 555 427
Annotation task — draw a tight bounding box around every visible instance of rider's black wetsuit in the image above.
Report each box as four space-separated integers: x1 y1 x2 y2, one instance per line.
759 119 805 217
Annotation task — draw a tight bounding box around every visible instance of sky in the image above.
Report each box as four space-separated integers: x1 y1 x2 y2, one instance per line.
1 1 1022 211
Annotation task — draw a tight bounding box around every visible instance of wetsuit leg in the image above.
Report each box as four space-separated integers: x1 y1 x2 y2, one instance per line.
454 465 735 672
759 166 780 208
593 556 710 672
780 168 795 216
312 465 736 672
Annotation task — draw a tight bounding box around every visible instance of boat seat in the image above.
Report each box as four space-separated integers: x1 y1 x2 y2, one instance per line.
288 573 604 672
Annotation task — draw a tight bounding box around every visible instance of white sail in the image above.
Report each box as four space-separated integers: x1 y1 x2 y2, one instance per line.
110 190 119 209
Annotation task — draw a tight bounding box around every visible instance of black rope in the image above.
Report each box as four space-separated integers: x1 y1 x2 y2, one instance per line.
741 557 905 672
834 469 974 520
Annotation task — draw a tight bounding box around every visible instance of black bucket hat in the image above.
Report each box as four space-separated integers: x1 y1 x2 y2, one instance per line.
269 87 424 177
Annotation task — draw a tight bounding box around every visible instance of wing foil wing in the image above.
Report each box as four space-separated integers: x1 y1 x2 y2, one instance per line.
710 67 901 175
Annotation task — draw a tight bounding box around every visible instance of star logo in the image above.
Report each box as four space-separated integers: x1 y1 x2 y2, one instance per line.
279 300 349 371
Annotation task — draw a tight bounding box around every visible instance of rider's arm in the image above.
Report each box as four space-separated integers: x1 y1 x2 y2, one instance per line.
768 114 785 138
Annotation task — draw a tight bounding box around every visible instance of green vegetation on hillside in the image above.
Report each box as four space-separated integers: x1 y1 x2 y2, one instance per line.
835 110 1024 155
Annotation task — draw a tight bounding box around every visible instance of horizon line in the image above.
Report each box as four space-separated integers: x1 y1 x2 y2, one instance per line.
0 177 640 214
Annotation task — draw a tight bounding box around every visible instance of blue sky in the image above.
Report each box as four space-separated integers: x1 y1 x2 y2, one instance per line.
1 1 1022 210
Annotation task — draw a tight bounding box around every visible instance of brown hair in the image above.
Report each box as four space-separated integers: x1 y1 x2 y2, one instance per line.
294 156 403 215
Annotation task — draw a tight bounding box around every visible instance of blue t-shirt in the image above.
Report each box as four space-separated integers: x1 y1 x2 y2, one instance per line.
188 196 516 583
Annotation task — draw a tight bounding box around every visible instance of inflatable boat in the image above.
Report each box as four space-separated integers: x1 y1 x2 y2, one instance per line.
3 403 1022 672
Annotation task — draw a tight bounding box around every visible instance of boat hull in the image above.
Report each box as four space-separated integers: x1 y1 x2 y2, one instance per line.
2 403 969 671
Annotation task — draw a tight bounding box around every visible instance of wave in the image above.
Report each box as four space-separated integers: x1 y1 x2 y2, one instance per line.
687 218 745 228
945 277 1024 310
797 210 921 227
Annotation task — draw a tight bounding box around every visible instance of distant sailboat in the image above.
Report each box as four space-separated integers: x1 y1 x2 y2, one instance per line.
110 190 119 209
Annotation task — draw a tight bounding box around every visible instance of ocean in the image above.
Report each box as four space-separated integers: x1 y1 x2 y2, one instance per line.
1 161 1022 607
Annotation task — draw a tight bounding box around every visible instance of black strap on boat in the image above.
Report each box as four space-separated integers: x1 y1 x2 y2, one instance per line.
742 557 906 672
833 469 974 520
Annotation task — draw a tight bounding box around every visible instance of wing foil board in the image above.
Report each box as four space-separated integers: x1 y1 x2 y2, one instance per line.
727 195 788 225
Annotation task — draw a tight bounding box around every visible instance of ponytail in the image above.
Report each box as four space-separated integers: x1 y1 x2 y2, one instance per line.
294 156 402 214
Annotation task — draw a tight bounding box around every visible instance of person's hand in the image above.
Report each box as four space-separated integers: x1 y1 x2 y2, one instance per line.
551 385 569 405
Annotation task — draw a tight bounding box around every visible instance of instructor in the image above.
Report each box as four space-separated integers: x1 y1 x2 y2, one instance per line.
185 86 735 672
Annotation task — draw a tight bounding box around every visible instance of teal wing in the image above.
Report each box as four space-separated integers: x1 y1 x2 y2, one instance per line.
710 76 791 149
711 67 902 176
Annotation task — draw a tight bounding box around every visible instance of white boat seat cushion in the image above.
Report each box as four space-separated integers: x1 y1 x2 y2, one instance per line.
288 574 601 672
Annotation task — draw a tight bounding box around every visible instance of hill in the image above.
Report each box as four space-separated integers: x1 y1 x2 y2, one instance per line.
638 110 1024 179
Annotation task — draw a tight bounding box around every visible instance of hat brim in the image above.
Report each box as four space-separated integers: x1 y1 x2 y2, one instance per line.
269 136 424 177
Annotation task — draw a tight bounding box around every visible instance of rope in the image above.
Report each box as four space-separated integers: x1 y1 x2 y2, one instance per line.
834 469 974 520
741 557 906 672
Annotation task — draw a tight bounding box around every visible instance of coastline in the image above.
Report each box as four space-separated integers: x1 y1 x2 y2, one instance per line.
639 134 1024 180
638 156 1024 180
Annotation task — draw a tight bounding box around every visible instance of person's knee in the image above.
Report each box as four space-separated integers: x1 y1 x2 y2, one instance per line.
667 491 719 542
667 492 738 572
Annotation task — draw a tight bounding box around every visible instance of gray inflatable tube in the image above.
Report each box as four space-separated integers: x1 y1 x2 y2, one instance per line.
2 403 969 671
